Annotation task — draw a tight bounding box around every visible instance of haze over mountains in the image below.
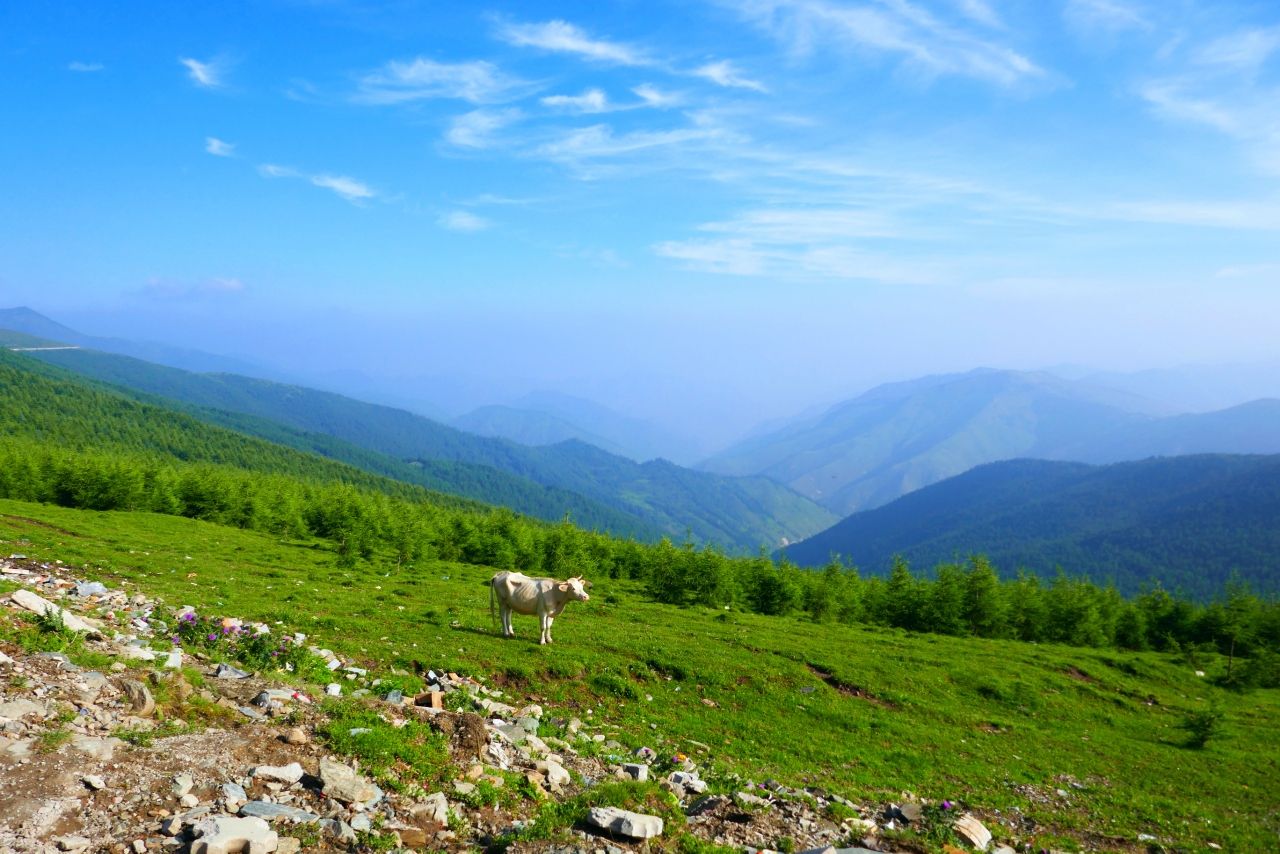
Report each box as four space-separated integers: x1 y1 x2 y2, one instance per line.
2 310 832 551
701 368 1280 517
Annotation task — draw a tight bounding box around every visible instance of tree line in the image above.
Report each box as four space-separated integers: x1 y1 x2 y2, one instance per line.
2 436 1277 675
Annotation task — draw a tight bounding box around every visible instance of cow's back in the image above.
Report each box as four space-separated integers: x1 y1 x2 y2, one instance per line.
493 572 552 615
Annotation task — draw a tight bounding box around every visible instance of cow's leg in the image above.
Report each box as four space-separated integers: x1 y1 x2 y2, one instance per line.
539 610 550 645
545 616 555 644
501 604 514 637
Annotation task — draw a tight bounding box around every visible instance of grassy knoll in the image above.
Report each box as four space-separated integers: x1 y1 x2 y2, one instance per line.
2 497 1276 851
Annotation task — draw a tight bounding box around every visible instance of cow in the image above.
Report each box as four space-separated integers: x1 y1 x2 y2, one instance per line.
489 571 590 645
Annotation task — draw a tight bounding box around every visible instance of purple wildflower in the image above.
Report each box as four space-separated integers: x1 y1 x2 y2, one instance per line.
942 800 953 810
207 632 218 641
170 635 180 645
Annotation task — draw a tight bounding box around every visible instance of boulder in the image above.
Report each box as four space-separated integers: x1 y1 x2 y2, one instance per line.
320 757 381 805
412 792 450 825
253 762 304 785
622 763 649 781
10 589 100 633
0 698 46 721
587 806 664 839
190 815 279 854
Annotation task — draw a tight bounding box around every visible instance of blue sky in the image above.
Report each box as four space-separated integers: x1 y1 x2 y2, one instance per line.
2 0 1279 439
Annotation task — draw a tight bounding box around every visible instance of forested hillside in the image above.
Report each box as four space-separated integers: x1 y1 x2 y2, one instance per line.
23 345 833 550
783 455 1280 598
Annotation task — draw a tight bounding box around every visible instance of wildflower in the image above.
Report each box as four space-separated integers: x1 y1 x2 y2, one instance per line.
170 635 180 645
207 633 218 641
941 800 953 810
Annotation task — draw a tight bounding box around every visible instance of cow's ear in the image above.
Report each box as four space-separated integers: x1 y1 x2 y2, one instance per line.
558 582 570 592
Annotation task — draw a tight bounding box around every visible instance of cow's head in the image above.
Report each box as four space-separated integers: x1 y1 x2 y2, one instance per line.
558 576 590 602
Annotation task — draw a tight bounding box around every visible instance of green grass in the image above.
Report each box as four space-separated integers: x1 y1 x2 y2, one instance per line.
1 497 1278 851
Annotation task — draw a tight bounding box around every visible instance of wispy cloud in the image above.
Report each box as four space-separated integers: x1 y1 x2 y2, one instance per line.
356 58 528 104
259 163 377 203
632 84 682 108
950 0 1003 30
1195 27 1280 73
729 0 1044 87
536 123 726 162
68 61 103 73
204 137 235 157
541 88 611 113
446 108 524 148
438 210 491 232
692 61 767 92
1064 0 1150 33
1138 79 1280 174
179 56 227 88
497 19 648 66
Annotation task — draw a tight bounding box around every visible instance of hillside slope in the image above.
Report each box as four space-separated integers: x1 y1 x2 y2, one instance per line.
21 346 834 550
703 369 1148 515
782 454 1280 597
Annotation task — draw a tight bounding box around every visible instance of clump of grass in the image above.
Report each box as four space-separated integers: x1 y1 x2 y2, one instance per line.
316 699 451 791
507 780 683 843
37 726 73 753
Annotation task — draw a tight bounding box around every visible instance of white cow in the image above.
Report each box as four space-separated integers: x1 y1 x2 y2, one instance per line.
489 571 590 645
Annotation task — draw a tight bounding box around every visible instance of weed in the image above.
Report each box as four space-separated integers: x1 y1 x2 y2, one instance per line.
37 727 72 753
317 699 451 790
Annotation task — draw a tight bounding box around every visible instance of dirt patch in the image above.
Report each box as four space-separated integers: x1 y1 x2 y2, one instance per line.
428 710 490 759
1064 666 1099 684
806 664 900 710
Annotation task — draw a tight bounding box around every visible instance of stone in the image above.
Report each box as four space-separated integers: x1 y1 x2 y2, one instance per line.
687 795 730 816
735 791 769 808
190 815 279 854
162 649 183 668
55 836 92 852
320 818 356 841
587 806 664 839
253 762 304 785
953 814 992 851
132 838 147 853
214 663 251 679
0 649 12 666
282 727 308 746
0 698 46 720
239 801 321 823
325 683 342 697
384 689 403 704
10 589 100 633
276 840 301 854
69 734 124 760
622 763 649 781
172 773 195 797
320 757 380 805
350 814 372 832
181 793 200 808
222 782 248 802
75 581 109 597
453 781 476 795
412 792 450 825
161 807 213 837
120 679 156 717
517 715 541 733
83 774 107 791
537 758 572 790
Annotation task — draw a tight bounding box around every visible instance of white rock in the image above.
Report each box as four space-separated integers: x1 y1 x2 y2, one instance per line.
537 759 571 790
587 806 664 839
326 683 342 697
164 650 183 668
190 815 279 854
0 649 13 666
252 762 304 785
0 699 46 721
412 792 450 825
320 757 380 805
172 773 195 797
622 763 649 781
54 837 92 852
82 774 107 791
954 814 992 851
10 589 100 633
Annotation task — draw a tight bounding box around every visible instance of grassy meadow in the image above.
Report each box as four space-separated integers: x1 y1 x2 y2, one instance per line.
1 497 1277 851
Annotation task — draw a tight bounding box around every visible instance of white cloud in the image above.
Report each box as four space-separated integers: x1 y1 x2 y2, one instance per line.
357 58 527 104
259 163 377 203
692 60 768 92
310 174 376 202
438 210 491 232
1064 0 1149 33
632 84 681 108
497 19 647 66
731 0 1043 87
1215 262 1280 279
205 137 235 157
1196 27 1280 73
179 56 225 88
1138 80 1280 174
541 88 610 113
536 123 725 162
68 61 103 73
446 108 523 148
950 0 1003 29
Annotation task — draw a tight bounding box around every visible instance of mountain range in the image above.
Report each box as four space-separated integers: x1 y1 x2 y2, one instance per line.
702 368 1280 517
3 310 832 551
781 454 1280 598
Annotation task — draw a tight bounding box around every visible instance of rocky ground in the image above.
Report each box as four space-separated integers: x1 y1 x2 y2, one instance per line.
0 556 1016 854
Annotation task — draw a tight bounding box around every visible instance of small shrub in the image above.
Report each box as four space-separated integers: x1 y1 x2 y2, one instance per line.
1180 706 1224 749
590 671 639 700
